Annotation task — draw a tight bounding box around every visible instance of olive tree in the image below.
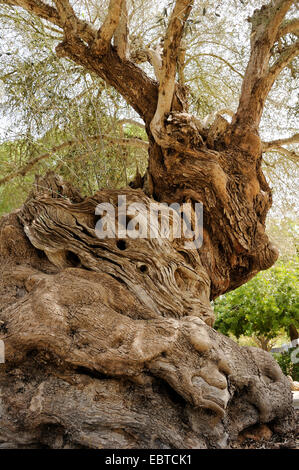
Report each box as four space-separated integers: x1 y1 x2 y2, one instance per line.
0 0 298 449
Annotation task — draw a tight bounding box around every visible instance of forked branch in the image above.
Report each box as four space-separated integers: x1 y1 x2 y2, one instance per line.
262 133 299 162
150 0 194 144
267 39 299 86
0 0 158 122
232 0 297 132
53 0 78 39
93 0 124 55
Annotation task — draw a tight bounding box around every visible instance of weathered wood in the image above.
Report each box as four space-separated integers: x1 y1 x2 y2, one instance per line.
0 174 295 448
0 0 297 448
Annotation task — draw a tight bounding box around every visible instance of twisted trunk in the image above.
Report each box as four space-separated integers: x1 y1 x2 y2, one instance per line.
0 165 294 448
0 0 298 449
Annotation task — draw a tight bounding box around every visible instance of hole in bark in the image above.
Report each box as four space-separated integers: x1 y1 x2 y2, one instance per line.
178 250 193 266
36 248 47 259
26 349 39 359
153 379 186 407
75 366 111 380
65 251 81 267
37 423 66 448
116 239 127 250
0 321 8 334
69 327 77 337
16 287 26 298
139 264 148 273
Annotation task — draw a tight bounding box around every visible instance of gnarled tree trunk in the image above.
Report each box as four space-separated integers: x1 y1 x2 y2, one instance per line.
0 0 298 448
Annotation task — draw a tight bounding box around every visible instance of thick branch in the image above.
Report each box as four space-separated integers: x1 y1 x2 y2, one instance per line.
232 0 295 131
147 46 163 81
1 0 158 123
241 40 299 134
55 38 157 123
114 0 129 60
0 0 60 23
150 0 194 143
93 0 123 55
53 0 78 40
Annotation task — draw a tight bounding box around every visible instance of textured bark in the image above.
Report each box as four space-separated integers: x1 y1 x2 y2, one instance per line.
0 0 298 449
0 173 295 448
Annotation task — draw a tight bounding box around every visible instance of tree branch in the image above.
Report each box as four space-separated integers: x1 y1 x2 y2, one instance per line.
1 0 158 123
150 0 194 144
53 0 78 40
264 147 299 163
262 132 299 164
55 37 158 123
185 53 244 79
277 17 299 39
263 133 299 149
267 39 299 86
114 0 129 60
262 133 299 162
0 135 148 186
0 0 95 43
117 119 145 129
231 0 295 132
93 0 123 55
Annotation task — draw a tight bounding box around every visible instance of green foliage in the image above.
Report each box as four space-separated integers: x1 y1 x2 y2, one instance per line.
0 4 149 214
0 120 149 217
214 260 299 350
0 0 297 219
273 347 299 381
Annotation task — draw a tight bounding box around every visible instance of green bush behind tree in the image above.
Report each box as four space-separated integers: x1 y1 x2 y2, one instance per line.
273 347 299 381
214 260 299 353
